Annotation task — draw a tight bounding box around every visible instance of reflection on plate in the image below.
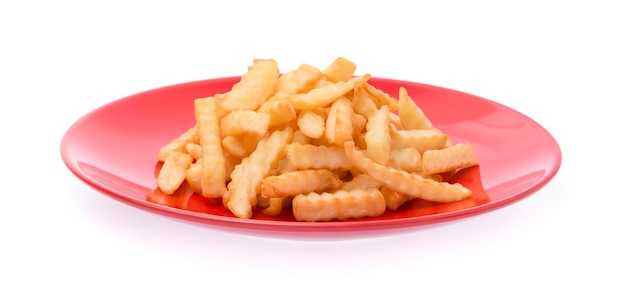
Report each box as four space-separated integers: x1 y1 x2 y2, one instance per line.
60 77 561 233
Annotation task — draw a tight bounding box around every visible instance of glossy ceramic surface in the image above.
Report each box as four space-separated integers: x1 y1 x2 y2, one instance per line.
61 77 561 233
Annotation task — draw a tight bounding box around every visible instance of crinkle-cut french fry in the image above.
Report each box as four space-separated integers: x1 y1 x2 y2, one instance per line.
195 97 227 198
185 160 202 193
221 136 247 159
352 86 378 119
157 125 197 162
227 128 294 219
157 151 194 195
398 86 433 130
389 147 422 173
363 82 398 111
297 109 326 139
334 173 382 192
344 141 472 203
325 96 354 146
292 188 386 222
219 59 279 111
261 169 343 198
263 197 286 216
380 186 413 211
290 74 371 110
352 113 367 136
256 97 297 127
284 143 352 171
185 143 202 160
390 129 448 153
421 143 479 175
322 56 357 83
364 105 391 165
220 109 270 137
275 63 322 95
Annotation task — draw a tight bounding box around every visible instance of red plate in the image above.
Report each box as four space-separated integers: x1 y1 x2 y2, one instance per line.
60 77 561 235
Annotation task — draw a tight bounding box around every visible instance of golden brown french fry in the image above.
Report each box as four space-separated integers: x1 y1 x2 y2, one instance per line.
195 97 228 198
389 147 422 173
227 128 294 219
421 143 479 175
297 109 326 139
322 56 357 83
344 141 472 203
220 110 270 137
157 151 194 195
324 96 354 146
398 86 433 130
390 129 448 153
157 125 197 162
380 186 413 211
290 74 370 110
284 143 352 171
364 105 391 165
275 63 322 95
219 59 280 111
292 188 386 222
261 169 343 198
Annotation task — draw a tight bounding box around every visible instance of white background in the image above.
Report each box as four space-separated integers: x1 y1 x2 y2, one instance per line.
2 0 624 285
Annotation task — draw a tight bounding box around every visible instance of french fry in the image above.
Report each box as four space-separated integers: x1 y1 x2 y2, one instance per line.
292 188 386 222
380 186 413 211
195 97 228 198
324 96 354 146
297 109 326 139
290 74 370 110
157 125 197 162
421 143 478 175
256 97 297 127
227 128 294 219
389 147 422 173
390 129 448 153
275 63 322 96
363 83 398 111
261 169 343 198
322 56 357 83
220 109 270 137
185 143 202 160
364 105 391 165
398 86 433 130
157 151 194 194
344 141 472 203
185 160 202 193
219 59 279 111
284 143 352 171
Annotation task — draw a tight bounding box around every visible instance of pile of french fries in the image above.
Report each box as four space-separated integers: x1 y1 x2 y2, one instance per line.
155 57 479 222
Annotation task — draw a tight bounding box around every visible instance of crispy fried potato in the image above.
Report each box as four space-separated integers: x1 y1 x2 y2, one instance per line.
194 97 228 198
421 143 478 175
227 128 294 219
219 59 279 111
157 125 197 162
220 109 270 137
390 129 448 153
325 96 354 146
157 151 194 194
261 169 343 198
284 143 352 171
290 74 370 110
322 56 357 83
344 141 472 203
364 105 391 165
297 109 326 139
292 188 386 222
398 86 433 130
